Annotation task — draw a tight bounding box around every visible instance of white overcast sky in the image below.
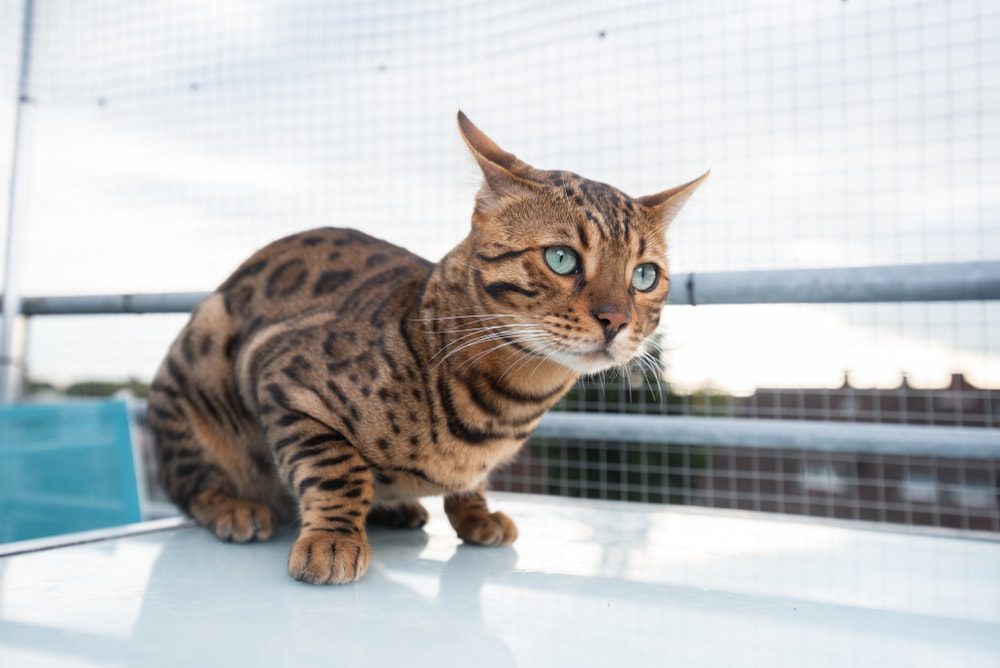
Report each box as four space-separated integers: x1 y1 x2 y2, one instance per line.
2 0 997 392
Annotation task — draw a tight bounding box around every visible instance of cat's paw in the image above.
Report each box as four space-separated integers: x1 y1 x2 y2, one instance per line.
201 498 275 543
367 501 430 529
454 511 518 546
287 533 372 584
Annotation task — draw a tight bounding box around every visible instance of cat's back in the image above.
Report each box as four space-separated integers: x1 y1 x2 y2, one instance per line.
216 227 433 328
152 226 433 436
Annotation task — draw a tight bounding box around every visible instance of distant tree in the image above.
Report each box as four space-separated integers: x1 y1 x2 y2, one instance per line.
24 377 57 396
62 377 151 398
65 381 123 397
121 378 150 398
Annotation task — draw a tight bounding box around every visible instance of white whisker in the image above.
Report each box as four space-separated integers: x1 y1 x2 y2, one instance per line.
500 333 562 381
438 323 542 335
412 313 521 322
433 330 548 369
429 323 543 361
634 350 664 402
455 332 551 372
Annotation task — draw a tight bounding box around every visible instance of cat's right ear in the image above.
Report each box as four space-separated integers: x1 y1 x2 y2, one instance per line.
637 171 710 232
457 111 541 216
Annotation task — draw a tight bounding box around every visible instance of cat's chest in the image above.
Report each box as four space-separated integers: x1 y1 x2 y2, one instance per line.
371 434 526 501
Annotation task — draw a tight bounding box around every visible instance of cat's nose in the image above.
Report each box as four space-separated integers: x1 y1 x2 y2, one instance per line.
591 306 630 343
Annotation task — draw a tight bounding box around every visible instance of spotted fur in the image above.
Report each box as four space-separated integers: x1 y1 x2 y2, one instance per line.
148 112 707 584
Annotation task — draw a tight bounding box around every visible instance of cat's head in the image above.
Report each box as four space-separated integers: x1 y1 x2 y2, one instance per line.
457 111 707 375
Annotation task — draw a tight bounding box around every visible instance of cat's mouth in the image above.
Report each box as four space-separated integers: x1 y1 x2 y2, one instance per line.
510 326 640 374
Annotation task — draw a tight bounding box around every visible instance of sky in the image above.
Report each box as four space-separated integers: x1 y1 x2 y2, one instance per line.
2 0 998 393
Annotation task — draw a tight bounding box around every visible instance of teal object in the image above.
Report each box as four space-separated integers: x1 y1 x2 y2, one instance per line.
0 400 141 543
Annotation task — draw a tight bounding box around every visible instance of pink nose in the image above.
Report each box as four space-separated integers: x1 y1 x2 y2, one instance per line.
592 307 630 342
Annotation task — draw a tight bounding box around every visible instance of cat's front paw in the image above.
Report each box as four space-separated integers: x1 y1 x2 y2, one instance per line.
455 511 518 546
287 533 372 584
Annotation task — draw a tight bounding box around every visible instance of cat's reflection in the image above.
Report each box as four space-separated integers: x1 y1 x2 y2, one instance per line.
356 529 519 665
437 542 520 614
120 529 517 666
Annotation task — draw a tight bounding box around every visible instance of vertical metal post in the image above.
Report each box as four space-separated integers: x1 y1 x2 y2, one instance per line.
1 0 36 402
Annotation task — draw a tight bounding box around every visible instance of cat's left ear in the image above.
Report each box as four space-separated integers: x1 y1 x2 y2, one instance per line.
457 111 542 215
637 171 710 231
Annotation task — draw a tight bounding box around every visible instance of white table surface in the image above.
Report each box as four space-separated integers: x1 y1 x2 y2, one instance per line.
1 494 998 667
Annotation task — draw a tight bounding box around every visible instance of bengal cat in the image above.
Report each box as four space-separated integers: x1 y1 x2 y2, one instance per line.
147 112 707 584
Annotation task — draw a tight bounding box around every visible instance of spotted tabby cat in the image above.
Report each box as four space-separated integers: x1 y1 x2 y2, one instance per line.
148 112 707 584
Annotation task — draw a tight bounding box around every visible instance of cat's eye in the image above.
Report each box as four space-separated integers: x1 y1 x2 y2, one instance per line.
544 246 579 275
631 263 658 292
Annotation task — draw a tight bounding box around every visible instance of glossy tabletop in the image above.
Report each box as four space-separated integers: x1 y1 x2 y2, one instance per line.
1 494 998 667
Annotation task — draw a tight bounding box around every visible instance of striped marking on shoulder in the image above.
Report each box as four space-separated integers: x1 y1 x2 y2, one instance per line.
436 376 531 445
482 371 571 404
459 374 550 427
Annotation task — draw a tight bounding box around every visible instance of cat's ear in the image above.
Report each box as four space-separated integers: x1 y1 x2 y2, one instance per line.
637 171 710 230
457 111 542 215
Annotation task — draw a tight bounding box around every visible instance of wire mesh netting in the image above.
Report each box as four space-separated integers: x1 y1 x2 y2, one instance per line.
4 1 998 531
0 0 23 250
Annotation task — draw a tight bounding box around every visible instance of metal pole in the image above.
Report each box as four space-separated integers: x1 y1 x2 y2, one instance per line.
6 261 999 317
534 412 1000 460
21 291 209 315
668 261 1000 306
0 0 36 402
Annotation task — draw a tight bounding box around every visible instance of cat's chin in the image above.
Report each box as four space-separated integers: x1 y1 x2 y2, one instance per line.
544 347 632 375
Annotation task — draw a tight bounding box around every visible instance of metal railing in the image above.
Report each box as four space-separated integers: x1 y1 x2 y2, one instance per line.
7 259 1000 455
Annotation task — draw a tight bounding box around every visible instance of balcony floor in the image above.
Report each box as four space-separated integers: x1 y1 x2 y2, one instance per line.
1 494 998 667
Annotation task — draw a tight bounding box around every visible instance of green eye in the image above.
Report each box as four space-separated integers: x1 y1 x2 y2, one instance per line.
544 246 579 275
631 263 658 292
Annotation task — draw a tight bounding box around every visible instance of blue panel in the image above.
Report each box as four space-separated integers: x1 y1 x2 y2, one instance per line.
0 400 140 543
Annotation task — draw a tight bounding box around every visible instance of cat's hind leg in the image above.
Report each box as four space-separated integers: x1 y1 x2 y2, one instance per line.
367 501 429 529
189 488 275 543
148 384 276 543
